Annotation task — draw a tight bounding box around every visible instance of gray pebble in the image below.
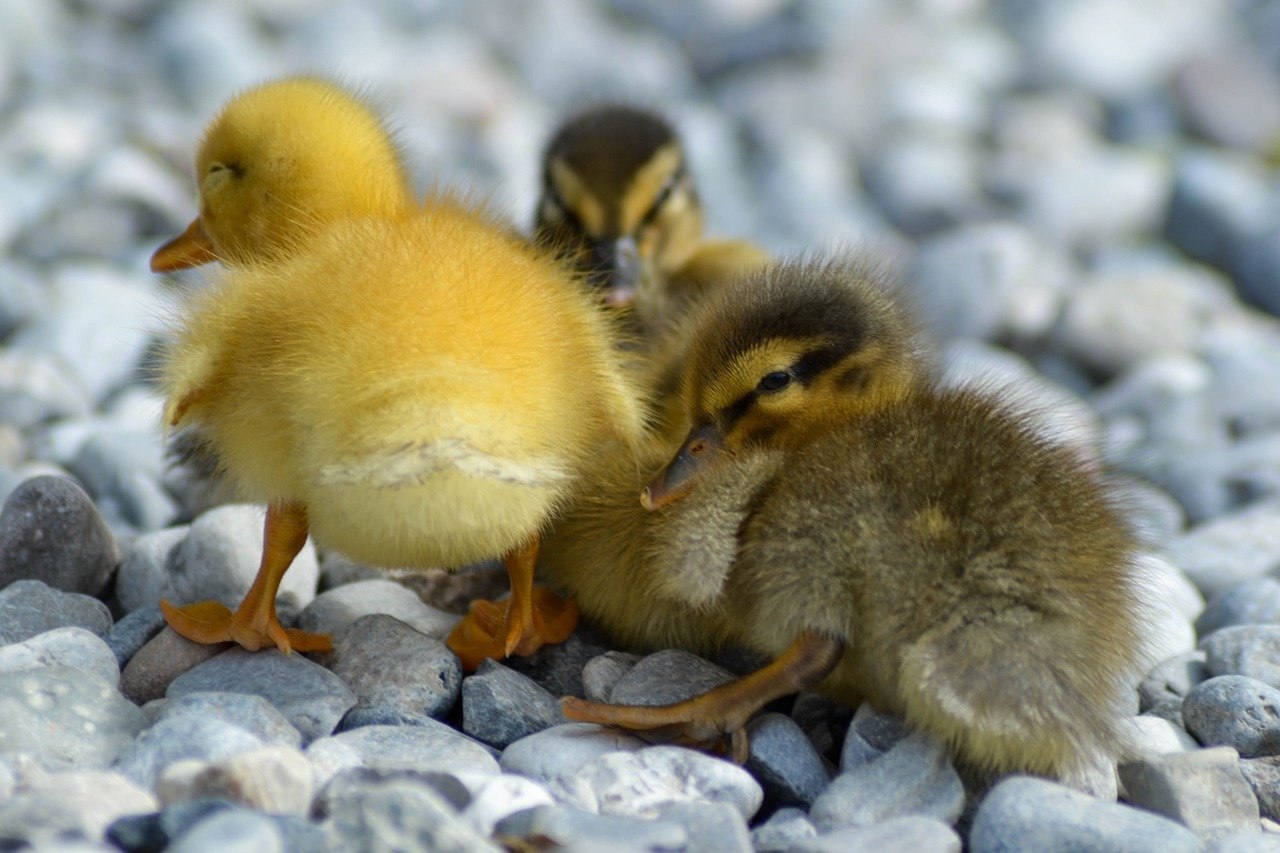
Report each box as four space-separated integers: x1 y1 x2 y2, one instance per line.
790 692 854 759
167 808 285 853
969 775 1201 852
458 772 556 837
0 476 117 597
119 628 229 705
1205 831 1280 853
1163 148 1274 272
744 712 830 809
0 579 112 645
102 604 167 671
1203 625 1280 687
1169 499 1280 600
461 659 564 749
327 613 461 729
0 352 90 430
1140 650 1208 712
810 730 963 832
494 803 687 852
114 526 187 614
1176 53 1280 154
0 626 119 686
164 504 318 612
1199 578 1280 638
499 722 646 797
607 648 735 706
841 702 909 771
324 778 500 852
749 806 818 852
67 429 176 533
1185 675 1280 757
116 714 273 791
502 629 611 699
789 816 961 853
155 745 312 816
582 650 640 702
153 691 303 749
654 801 751 853
1119 747 1260 835
863 131 984 236
0 794 93 850
561 745 763 821
306 722 500 791
296 577 455 640
1238 755 1280 822
1129 715 1202 756
168 648 355 744
1237 225 1280 318
18 769 157 842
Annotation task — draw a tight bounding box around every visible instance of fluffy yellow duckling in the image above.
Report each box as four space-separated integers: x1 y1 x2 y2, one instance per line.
533 105 770 335
543 259 1148 785
154 79 645 669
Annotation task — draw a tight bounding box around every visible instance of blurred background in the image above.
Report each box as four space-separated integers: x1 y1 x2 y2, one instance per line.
2 0 1280 544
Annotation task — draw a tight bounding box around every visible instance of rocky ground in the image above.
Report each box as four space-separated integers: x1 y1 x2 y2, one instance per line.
3 0 1280 850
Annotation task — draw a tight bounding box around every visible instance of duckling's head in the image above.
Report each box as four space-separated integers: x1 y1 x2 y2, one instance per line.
534 105 701 307
644 259 922 509
152 76 413 272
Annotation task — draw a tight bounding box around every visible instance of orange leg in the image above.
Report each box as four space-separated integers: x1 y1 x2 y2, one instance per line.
160 502 333 654
562 630 843 763
446 534 578 671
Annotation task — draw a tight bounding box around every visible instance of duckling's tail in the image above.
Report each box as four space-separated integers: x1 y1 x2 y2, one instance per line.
896 595 1142 794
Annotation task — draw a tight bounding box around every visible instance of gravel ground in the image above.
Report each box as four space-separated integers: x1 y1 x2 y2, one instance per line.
3 0 1280 850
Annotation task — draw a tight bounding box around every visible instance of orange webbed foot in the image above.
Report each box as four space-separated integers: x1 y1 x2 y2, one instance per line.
446 585 579 671
560 695 751 763
159 598 333 654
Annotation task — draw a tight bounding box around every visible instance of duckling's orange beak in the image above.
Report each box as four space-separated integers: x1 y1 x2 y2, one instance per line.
151 218 217 272
641 424 722 510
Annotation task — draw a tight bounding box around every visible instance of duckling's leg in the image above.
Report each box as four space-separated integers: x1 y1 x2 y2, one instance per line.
561 630 843 763
446 535 579 671
160 502 333 654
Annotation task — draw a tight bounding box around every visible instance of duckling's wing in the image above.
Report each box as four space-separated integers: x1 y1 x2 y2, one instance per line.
314 439 570 489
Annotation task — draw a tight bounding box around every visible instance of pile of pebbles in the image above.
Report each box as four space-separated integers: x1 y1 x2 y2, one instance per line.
3 0 1280 849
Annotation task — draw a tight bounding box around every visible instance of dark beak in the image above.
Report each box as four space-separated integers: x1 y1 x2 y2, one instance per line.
641 423 722 510
586 236 641 308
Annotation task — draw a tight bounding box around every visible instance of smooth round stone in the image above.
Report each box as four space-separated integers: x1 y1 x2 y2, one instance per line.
969 775 1201 853
910 222 1071 342
1201 318 1280 438
0 260 47 340
745 712 831 809
459 772 555 837
1129 715 1201 756
168 648 355 744
153 692 303 750
114 526 187 615
840 703 909 771
103 605 167 671
750 807 818 852
499 723 647 796
328 613 461 728
789 816 961 853
1105 475 1186 541
461 659 564 749
116 715 273 791
66 429 175 533
1168 499 1280 600
1198 577 1280 638
155 745 312 816
0 626 119 686
0 351 92 429
1237 225 1280 317
0 665 143 771
1203 625 1280 687
324 778 500 853
582 651 640 702
0 476 118 597
0 580 112 646
653 801 752 853
502 630 612 699
862 131 985 236
1183 675 1280 758
118 628 229 705
20 769 157 842
166 808 286 853
607 649 735 706
1118 747 1260 835
1140 650 1208 711
1176 53 1280 153
791 691 855 759
1238 755 1280 822
1163 148 1274 271
494 803 687 852
561 745 763 821
810 731 963 832
164 504 319 613
306 723 500 791
0 795 94 850
297 578 456 640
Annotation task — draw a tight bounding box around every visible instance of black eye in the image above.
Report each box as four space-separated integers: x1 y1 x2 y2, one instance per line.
757 371 791 393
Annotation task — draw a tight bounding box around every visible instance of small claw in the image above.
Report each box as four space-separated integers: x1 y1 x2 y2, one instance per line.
160 598 331 655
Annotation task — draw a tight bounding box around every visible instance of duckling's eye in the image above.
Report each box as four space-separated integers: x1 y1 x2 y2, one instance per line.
757 371 791 393
640 168 685 225
207 162 227 175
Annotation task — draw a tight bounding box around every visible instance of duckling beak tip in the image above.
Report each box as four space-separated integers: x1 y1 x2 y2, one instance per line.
151 218 217 273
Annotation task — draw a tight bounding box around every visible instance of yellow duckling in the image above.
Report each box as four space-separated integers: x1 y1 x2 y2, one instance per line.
533 105 770 335
544 259 1148 785
154 79 645 669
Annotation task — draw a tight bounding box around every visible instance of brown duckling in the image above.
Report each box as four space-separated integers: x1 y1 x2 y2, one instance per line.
533 105 770 335
543 259 1149 786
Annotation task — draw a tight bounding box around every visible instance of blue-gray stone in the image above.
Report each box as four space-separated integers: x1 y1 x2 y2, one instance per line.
811 730 963 832
607 648 735 706
168 648 355 744
750 807 818 852
167 808 285 853
1140 651 1208 713
0 626 119 686
103 605 167 670
503 629 611 699
1184 675 1280 757
969 775 1201 853
67 429 176 533
0 476 118 597
1168 499 1280 599
461 659 564 749
500 723 646 797
840 703 909 771
745 712 831 808
0 579 112 645
323 778 500 852
328 613 461 729
493 804 687 852
116 715 270 790
1119 747 1260 835
1238 755 1280 822
1199 578 1280 638
306 722 500 791
653 801 751 853
118 628 228 705
1163 148 1274 271
1203 624 1280 687
154 692 303 748
296 578 454 640
581 651 640 702
789 816 961 853
1238 224 1280 316
114 526 187 615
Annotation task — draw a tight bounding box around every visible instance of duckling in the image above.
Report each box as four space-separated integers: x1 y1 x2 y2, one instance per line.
544 259 1149 785
154 79 645 669
151 76 415 272
533 105 770 335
